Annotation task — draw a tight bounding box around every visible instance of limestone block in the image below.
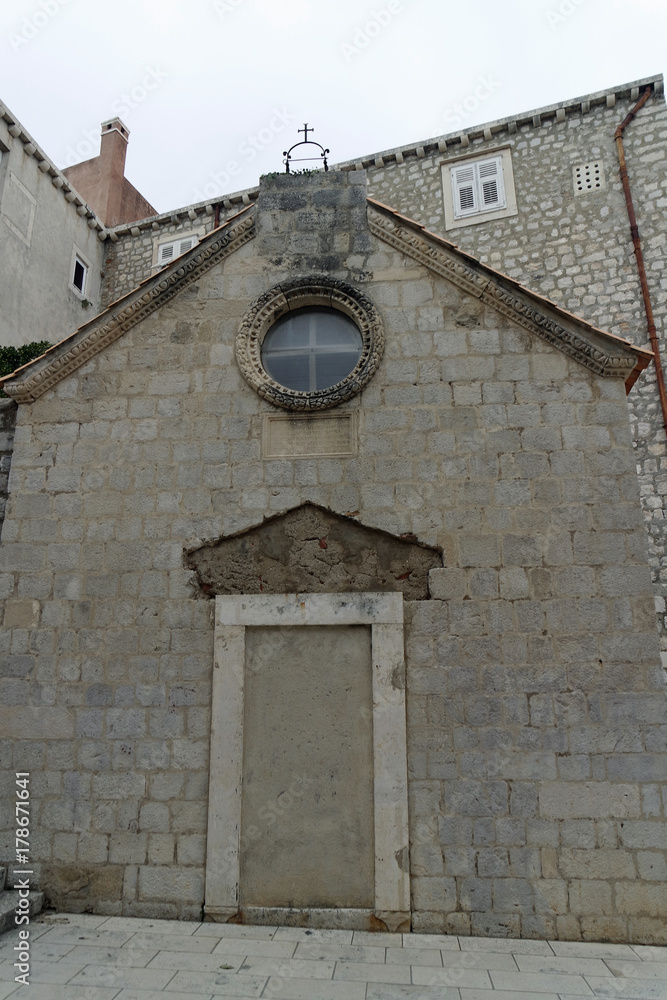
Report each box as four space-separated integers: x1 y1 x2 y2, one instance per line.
138 865 205 903
539 783 641 820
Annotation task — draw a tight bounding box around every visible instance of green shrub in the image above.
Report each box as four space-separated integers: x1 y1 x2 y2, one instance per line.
0 341 51 398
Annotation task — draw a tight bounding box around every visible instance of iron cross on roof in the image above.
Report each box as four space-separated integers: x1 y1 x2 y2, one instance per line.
283 124 330 173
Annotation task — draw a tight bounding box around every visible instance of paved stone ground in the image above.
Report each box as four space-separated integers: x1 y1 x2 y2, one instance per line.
1 913 666 999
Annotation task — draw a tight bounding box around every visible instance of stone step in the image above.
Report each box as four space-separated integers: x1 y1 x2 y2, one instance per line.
0 889 45 935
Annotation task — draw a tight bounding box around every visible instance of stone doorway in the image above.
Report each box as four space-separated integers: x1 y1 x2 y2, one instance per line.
204 592 410 931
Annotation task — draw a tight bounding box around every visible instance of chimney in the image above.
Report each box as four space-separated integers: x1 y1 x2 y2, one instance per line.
98 118 130 227
62 117 157 227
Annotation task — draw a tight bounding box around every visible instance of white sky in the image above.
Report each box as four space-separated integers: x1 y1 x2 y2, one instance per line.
0 0 665 215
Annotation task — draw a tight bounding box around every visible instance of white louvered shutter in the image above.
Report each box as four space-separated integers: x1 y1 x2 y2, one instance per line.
177 237 196 254
158 242 175 265
157 235 199 266
478 157 504 208
452 165 477 218
451 156 507 219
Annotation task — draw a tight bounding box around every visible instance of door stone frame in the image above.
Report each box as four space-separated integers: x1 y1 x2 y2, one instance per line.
204 591 410 931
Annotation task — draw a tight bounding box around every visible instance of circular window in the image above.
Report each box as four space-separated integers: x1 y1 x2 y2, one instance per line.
261 307 363 392
236 276 385 411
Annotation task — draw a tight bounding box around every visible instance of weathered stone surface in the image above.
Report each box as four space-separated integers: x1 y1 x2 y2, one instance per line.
41 864 123 911
186 503 442 600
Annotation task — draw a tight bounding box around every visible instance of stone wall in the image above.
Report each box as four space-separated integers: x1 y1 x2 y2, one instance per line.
358 80 667 652
98 78 667 653
0 399 16 535
0 174 665 939
100 199 256 307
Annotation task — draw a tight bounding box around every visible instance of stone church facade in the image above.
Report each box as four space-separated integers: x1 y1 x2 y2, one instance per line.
0 76 666 943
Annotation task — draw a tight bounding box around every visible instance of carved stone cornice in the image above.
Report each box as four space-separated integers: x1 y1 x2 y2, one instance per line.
4 211 256 403
368 204 647 382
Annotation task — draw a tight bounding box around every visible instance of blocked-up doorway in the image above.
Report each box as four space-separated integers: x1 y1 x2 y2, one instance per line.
204 592 411 930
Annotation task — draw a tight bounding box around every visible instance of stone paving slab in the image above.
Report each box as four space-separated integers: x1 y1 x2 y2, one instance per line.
411 964 492 989
0 914 666 999
63 944 161 967
385 945 443 966
146 951 245 973
123 932 220 954
333 960 412 984
514 954 611 975
195 925 277 941
0 958 84 983
605 959 667 980
166 969 267 995
585 978 667 999
551 941 640 960
460 992 560 1000
115 992 217 1000
489 969 595 994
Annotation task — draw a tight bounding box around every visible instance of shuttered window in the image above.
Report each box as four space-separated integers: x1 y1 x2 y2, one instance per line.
157 235 199 266
451 155 505 219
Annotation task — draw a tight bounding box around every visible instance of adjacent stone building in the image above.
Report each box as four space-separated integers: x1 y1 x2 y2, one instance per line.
0 101 106 349
1 161 665 942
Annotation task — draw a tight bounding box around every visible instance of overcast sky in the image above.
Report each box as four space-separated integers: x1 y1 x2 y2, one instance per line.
0 0 665 215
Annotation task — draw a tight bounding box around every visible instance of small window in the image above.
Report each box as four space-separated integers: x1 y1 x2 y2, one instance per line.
72 256 87 293
157 234 199 266
69 248 91 298
452 155 505 219
442 147 518 231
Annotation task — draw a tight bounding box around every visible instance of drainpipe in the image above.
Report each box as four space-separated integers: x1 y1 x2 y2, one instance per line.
615 86 667 431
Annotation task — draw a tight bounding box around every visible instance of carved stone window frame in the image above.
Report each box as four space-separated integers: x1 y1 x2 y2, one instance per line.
235 275 385 411
204 592 410 931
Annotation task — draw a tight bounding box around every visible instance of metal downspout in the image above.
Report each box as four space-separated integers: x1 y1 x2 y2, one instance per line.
614 85 667 431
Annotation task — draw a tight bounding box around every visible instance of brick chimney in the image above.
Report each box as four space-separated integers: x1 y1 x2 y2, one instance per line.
63 118 156 228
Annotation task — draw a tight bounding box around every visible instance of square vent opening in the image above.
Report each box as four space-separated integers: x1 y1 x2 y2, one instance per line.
573 161 606 195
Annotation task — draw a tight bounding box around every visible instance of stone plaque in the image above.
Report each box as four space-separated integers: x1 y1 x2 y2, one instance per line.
263 412 357 458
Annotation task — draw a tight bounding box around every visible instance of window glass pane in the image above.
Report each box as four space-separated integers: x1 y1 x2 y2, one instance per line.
262 308 363 392
315 352 361 390
263 353 311 392
73 259 86 292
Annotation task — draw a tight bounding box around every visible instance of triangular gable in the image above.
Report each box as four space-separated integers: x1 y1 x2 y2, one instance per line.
3 191 652 402
1 206 256 403
367 198 653 391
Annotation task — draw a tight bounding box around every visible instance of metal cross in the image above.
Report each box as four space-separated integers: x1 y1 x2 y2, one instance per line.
298 123 314 143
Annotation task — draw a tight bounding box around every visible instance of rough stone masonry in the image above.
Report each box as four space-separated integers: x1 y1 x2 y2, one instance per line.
0 168 665 943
